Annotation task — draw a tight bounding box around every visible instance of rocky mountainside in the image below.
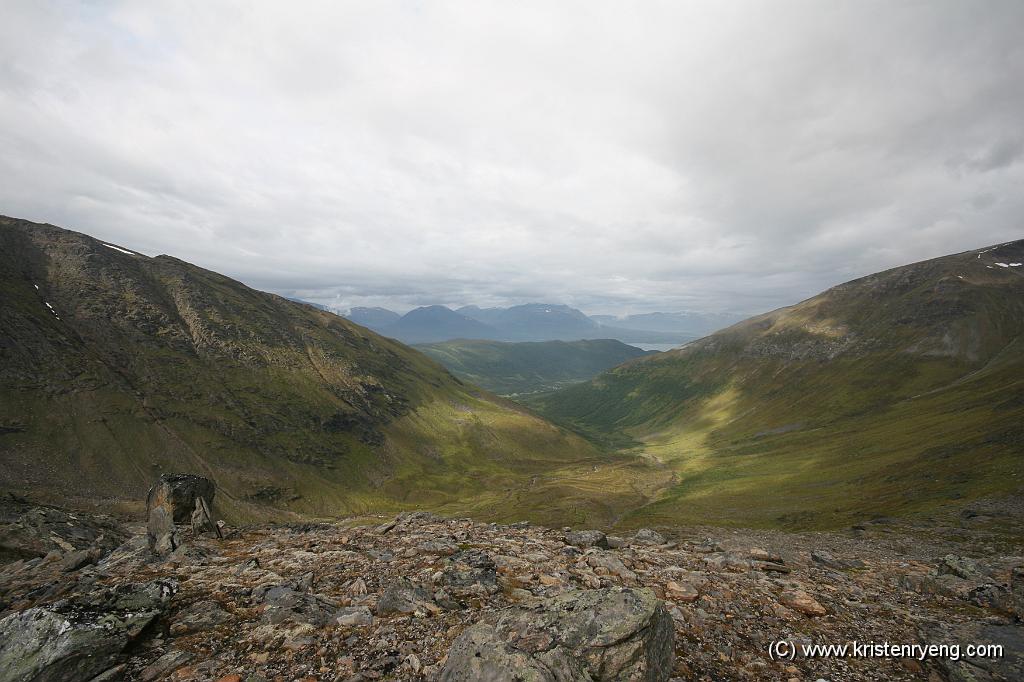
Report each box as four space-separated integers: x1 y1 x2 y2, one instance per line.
0 217 611 522
0 494 1021 681
414 339 653 395
530 240 1024 528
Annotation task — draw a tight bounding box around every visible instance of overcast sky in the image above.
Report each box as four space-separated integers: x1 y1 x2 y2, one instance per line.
2 2 1023 315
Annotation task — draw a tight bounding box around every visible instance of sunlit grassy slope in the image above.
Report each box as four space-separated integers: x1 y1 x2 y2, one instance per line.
0 217 646 524
528 239 1024 529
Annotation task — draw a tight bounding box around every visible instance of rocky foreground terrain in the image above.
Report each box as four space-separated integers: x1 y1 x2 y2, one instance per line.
0 483 1022 681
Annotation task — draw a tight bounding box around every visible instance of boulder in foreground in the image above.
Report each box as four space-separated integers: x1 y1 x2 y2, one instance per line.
146 473 216 554
146 473 216 524
440 587 674 681
0 579 177 682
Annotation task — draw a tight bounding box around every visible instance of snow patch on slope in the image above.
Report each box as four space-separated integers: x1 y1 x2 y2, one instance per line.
102 243 136 256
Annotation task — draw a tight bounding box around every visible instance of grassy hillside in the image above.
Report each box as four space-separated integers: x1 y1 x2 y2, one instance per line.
528 240 1024 529
415 339 652 395
0 217 642 525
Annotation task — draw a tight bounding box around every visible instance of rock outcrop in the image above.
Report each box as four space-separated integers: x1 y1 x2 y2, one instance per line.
1 500 1022 681
0 579 177 682
440 587 674 681
0 497 129 563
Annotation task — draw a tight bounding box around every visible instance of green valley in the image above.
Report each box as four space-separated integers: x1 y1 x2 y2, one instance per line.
3 216 1022 533
415 338 652 395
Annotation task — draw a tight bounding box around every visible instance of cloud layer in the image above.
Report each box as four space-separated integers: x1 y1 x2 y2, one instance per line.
2 1 1022 314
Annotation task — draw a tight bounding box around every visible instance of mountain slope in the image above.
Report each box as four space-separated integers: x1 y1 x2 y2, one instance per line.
529 240 1024 528
415 339 653 395
0 217 634 524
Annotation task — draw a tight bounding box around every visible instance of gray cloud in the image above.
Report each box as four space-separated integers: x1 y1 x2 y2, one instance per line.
2 1 1022 316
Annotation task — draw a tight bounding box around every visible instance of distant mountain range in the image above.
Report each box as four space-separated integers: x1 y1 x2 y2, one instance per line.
345 303 740 345
380 305 499 344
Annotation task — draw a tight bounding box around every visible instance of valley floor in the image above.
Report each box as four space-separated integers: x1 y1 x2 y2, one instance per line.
1 496 1022 681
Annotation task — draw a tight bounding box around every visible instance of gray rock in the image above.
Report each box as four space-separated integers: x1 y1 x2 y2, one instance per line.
920 621 1023 682
375 578 435 615
139 649 192 682
0 502 129 562
440 587 674 681
703 552 751 571
290 570 315 593
0 608 128 682
146 504 178 556
564 530 609 549
443 625 591 681
900 571 1011 611
587 553 638 583
173 599 231 632
89 664 128 682
418 539 458 556
59 547 101 573
0 579 177 682
189 496 221 538
938 554 984 581
376 510 442 535
166 542 214 566
1010 565 1024 619
336 606 374 626
811 550 865 571
441 550 498 591
633 528 666 546
966 582 1013 611
100 535 151 571
255 585 340 626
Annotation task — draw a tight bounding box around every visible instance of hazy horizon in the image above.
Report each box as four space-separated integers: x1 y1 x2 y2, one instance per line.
328 301 752 319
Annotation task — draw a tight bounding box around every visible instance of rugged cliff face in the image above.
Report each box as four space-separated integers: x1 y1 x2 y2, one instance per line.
530 239 1024 527
0 217 604 521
